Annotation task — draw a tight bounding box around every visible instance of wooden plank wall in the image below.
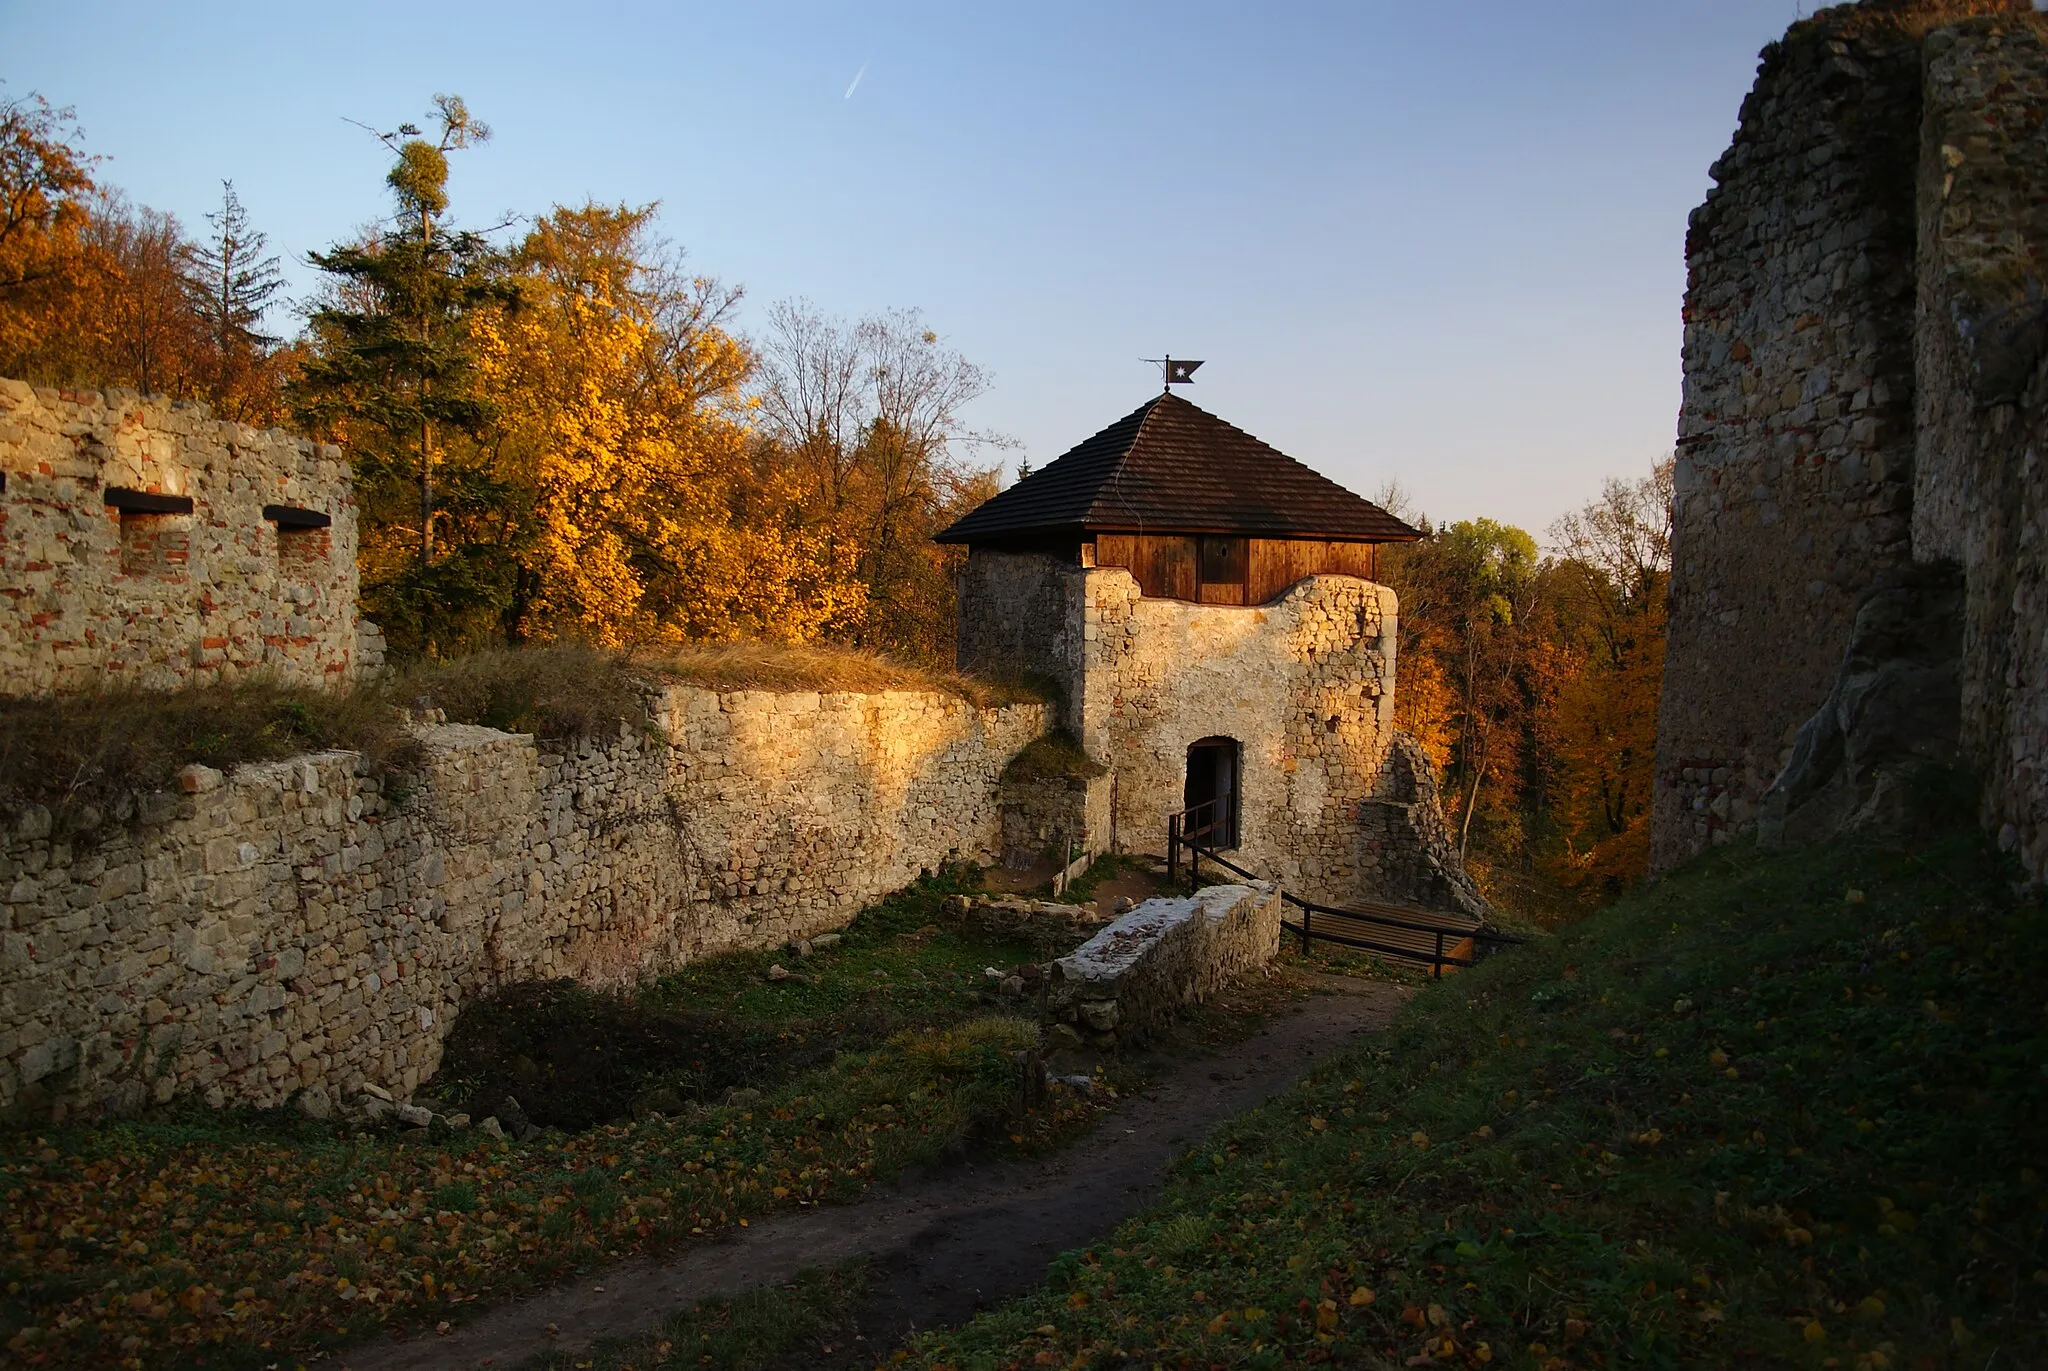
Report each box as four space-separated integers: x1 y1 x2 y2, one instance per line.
1093 534 1380 604
1246 539 1377 602
1095 533 1196 601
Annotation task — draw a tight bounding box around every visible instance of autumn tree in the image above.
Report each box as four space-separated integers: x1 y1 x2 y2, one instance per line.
0 90 100 378
0 95 286 410
1381 516 1544 863
472 202 862 646
182 180 286 421
1537 459 1674 899
293 94 510 653
754 301 1004 660
76 188 204 397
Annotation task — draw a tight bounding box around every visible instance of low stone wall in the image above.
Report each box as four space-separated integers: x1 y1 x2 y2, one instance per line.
1043 883 1281 1049
0 685 1045 1120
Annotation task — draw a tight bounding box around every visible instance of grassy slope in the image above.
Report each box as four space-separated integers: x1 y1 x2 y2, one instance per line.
911 829 2048 1370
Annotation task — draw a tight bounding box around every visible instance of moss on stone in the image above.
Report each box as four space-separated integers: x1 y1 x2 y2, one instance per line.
1001 728 1107 786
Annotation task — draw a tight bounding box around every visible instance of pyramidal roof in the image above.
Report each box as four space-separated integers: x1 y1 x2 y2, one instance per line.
935 392 1422 545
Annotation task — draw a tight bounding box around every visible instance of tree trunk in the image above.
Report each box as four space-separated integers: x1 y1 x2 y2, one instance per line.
420 411 433 564
1457 724 1487 861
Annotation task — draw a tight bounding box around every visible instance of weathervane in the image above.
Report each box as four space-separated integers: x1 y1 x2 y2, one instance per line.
1142 355 1204 392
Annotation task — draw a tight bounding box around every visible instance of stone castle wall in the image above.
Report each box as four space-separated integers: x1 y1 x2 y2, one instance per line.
1359 735 1490 920
0 686 1044 1119
956 548 1078 693
0 382 361 695
1078 570 1401 908
1913 14 2048 876
1653 0 2047 872
1651 1 1941 866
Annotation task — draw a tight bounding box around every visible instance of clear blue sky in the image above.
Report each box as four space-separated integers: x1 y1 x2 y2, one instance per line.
5 0 1822 536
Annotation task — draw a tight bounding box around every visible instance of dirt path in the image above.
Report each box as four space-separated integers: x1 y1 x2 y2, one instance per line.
340 977 1410 1370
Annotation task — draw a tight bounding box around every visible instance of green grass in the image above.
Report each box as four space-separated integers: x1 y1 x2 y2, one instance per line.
0 864 1123 1369
644 865 1047 1029
0 679 417 831
430 867 1057 1131
907 827 2048 1370
526 1262 869 1371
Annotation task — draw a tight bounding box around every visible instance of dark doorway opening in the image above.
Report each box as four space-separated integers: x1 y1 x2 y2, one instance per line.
1184 736 1241 849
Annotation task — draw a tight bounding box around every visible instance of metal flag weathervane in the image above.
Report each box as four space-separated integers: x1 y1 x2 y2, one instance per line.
1143 355 1204 391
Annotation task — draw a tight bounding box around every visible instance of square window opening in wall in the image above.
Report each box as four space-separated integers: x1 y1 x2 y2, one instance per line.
265 504 332 578
118 512 192 576
105 487 194 577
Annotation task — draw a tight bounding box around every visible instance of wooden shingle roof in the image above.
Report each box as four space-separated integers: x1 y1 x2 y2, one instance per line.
935 392 1422 545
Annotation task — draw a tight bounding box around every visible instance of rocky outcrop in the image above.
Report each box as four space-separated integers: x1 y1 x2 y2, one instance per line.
1758 561 1965 845
1358 733 1490 919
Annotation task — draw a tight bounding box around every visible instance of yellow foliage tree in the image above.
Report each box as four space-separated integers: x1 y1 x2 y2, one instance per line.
475 203 865 646
0 92 106 381
1536 460 1674 901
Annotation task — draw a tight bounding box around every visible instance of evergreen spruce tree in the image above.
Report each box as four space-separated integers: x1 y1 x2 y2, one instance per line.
292 95 512 654
183 180 283 418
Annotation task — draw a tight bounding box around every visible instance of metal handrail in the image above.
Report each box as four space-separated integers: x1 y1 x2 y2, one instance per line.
1162 803 1525 978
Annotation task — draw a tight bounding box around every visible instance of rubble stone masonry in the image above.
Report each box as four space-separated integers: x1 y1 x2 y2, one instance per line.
957 549 1481 914
1913 13 2048 876
1653 0 2045 871
0 382 361 695
0 687 1043 1119
1078 569 1398 908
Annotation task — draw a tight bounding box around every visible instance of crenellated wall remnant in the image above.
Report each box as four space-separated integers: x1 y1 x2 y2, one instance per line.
0 382 363 695
0 686 1045 1121
1655 0 2048 879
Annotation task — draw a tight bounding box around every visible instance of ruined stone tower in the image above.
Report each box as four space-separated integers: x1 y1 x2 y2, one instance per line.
1654 0 2048 876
